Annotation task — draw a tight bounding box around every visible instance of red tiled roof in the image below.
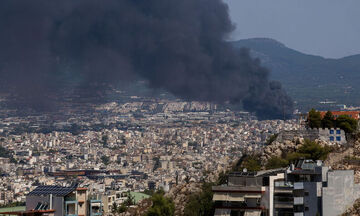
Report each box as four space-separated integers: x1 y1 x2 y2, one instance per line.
319 111 360 120
76 188 87 191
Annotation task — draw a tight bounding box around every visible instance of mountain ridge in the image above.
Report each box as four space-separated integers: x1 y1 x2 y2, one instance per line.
231 38 360 111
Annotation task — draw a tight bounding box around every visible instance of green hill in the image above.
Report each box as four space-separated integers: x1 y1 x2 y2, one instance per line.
232 38 360 111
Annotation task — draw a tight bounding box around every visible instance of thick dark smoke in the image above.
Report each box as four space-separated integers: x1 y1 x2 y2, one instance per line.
0 0 293 119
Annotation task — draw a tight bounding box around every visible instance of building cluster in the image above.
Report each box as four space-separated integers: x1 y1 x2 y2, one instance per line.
0 108 301 206
213 160 360 216
0 184 149 216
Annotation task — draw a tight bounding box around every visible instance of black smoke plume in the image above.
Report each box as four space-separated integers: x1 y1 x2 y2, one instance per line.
0 0 293 119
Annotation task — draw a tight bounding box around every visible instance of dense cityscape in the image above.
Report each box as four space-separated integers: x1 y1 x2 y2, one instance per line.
0 97 301 206
1 0 360 216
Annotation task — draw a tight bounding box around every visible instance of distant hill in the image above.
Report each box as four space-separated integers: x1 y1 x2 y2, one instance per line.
232 38 360 111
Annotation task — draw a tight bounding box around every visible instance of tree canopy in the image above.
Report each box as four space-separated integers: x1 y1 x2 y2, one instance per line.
146 191 175 216
307 109 358 134
265 156 289 170
232 155 262 172
308 108 322 129
265 139 331 168
336 115 358 134
321 111 335 128
183 183 215 216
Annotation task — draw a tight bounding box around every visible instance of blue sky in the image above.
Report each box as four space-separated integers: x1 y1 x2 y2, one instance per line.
224 0 360 58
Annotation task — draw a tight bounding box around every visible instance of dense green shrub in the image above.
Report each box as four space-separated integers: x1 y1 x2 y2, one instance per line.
321 111 335 128
183 183 215 216
308 109 358 134
336 115 358 134
146 191 175 216
297 139 331 161
265 140 331 168
265 156 289 169
233 155 261 172
307 109 322 128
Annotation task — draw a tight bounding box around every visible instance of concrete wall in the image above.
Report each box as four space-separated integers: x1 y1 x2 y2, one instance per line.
276 129 319 143
318 128 347 145
276 128 348 146
77 191 87 216
26 195 50 211
322 170 360 216
268 173 284 216
303 182 321 216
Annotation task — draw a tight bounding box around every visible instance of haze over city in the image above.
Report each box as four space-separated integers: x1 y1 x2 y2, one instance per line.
0 1 360 216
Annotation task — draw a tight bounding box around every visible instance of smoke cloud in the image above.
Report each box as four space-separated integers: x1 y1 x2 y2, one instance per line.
0 0 293 119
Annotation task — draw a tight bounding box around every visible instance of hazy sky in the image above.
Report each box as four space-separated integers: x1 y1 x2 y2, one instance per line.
224 0 360 58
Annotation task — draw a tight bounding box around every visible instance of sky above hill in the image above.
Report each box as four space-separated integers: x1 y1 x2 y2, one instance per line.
225 0 360 59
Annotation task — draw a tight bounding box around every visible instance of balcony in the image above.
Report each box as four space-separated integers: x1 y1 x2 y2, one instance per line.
214 201 265 210
274 186 293 194
274 196 293 209
274 203 293 209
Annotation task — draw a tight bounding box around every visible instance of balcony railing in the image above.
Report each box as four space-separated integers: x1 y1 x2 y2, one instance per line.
274 187 293 194
274 203 293 209
214 201 264 210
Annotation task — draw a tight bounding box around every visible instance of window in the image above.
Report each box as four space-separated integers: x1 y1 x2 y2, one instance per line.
336 130 341 134
330 130 334 134
336 136 341 141
330 136 334 141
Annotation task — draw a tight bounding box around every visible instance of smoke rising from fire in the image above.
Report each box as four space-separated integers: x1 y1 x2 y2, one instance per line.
0 0 293 119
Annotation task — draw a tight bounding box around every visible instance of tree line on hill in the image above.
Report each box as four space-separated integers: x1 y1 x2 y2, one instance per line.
307 109 358 134
232 139 331 172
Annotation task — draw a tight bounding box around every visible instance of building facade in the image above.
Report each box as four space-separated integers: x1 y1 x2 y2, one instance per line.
26 185 103 216
213 160 360 216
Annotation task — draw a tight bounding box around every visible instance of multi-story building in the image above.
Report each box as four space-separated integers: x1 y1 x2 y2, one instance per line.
212 169 286 216
24 185 103 216
101 190 129 215
286 160 360 216
213 160 360 216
